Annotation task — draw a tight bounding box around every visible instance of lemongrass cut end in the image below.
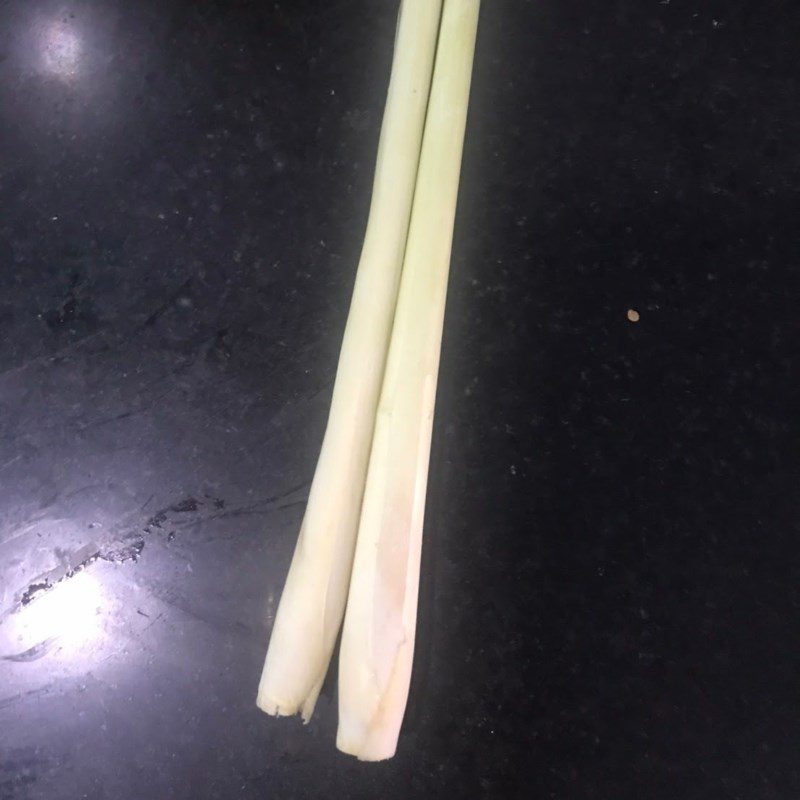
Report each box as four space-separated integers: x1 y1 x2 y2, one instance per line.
256 679 321 723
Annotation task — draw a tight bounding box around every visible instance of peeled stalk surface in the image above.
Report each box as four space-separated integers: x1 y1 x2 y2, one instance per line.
256 0 443 721
337 0 481 761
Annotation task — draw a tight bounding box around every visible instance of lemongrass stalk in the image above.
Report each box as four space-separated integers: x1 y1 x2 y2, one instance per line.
256 0 443 722
337 0 481 761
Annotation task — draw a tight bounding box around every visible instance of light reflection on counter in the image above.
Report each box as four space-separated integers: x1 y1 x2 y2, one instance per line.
2 571 106 661
38 18 84 79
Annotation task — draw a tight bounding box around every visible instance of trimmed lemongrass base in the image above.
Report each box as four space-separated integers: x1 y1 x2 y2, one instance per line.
256 0 443 721
337 0 481 761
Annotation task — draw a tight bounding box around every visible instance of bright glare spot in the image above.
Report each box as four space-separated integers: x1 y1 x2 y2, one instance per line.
7 572 105 658
41 21 82 78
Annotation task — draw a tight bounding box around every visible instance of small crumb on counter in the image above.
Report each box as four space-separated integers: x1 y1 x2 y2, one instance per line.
627 309 640 323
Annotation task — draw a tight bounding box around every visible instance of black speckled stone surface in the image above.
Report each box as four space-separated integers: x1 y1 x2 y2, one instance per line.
0 1 797 798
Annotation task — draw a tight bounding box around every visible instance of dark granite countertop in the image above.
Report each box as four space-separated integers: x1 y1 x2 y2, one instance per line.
0 1 797 798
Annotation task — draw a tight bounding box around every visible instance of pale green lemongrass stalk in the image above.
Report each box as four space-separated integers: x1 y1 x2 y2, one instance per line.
337 0 481 761
256 0 443 721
